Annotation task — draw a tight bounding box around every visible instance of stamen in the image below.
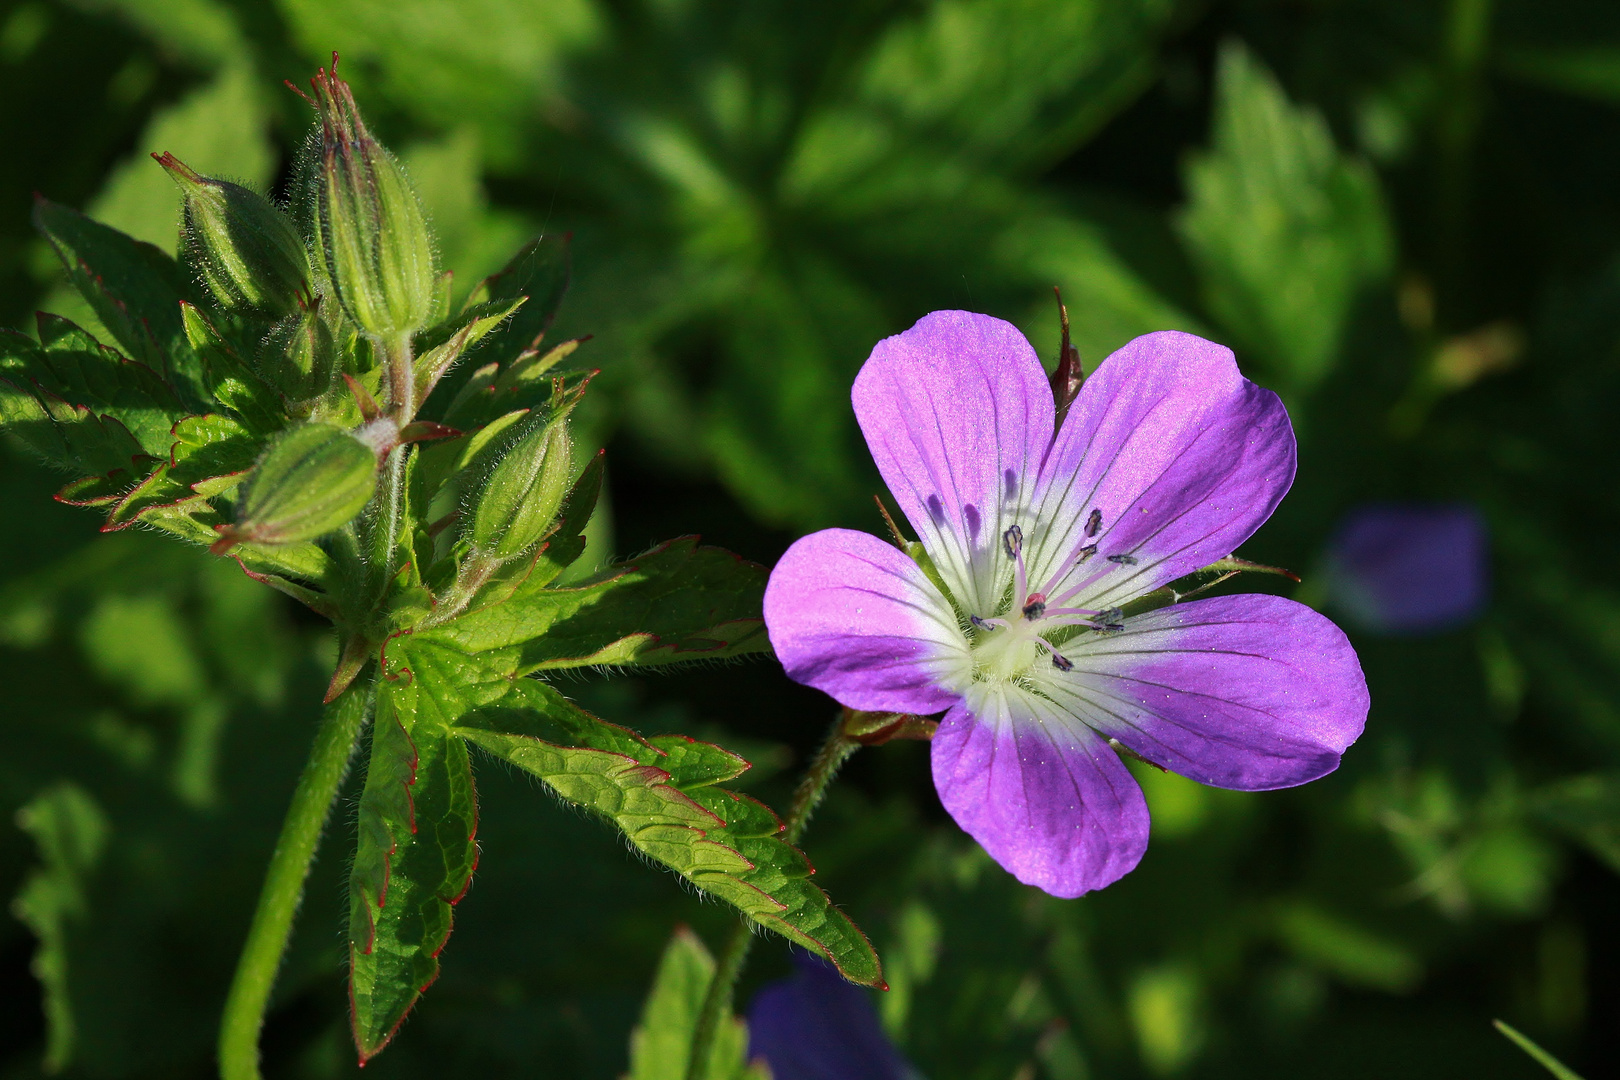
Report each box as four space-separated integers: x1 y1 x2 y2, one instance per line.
1021 593 1047 620
1040 606 1102 619
1085 508 1102 538
1003 522 1031 610
1033 544 1097 604
1096 606 1123 624
1002 525 1023 559
970 614 990 629
1107 553 1138 565
1047 566 1111 610
1051 652 1073 672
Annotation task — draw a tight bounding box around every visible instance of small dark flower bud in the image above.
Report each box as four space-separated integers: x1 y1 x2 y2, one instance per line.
212 422 378 553
469 418 573 561
260 301 339 407
154 152 311 316
298 59 435 340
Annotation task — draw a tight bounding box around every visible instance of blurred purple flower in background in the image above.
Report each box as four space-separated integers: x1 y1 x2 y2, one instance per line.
1322 503 1489 634
764 311 1369 899
747 953 912 1080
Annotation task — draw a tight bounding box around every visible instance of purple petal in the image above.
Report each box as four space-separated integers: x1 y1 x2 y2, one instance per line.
1026 331 1296 611
747 952 911 1080
1324 502 1489 634
1037 594 1368 791
853 311 1053 614
765 528 967 714
932 701 1148 898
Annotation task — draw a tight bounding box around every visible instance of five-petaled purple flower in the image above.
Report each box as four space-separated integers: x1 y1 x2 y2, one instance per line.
763 312 1370 898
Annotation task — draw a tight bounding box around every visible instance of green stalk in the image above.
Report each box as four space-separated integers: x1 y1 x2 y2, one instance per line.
218 681 372 1080
684 717 858 1080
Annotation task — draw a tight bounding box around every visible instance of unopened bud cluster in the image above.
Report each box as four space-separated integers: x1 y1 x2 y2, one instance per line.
155 59 452 552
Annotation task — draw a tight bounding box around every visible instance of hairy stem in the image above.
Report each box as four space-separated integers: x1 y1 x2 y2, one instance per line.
218 681 372 1080
381 334 416 425
419 552 500 629
684 717 858 1080
375 443 409 590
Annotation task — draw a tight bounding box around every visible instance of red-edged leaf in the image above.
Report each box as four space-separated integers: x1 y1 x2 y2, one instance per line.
348 669 479 1061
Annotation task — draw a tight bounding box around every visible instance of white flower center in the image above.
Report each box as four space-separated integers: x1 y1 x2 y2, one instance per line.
970 615 1046 684
938 519 1132 696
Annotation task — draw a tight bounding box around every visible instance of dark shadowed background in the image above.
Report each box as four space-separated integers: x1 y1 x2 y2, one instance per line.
2 0 1619 1077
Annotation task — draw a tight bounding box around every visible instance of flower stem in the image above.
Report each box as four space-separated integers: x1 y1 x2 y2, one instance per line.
683 716 858 1080
218 681 372 1080
382 334 416 425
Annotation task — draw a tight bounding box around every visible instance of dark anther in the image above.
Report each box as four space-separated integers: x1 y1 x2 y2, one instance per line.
1077 544 1097 563
1107 553 1138 565
1022 593 1047 620
1051 652 1074 672
1097 606 1123 624
1002 524 1023 559
970 614 991 629
1085 508 1102 538
1097 622 1125 633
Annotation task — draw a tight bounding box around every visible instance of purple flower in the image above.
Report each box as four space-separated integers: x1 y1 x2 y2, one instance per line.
747 953 911 1080
1322 502 1489 634
763 312 1369 898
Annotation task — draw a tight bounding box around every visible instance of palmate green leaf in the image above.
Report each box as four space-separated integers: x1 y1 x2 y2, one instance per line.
11 782 110 1075
0 318 188 491
1177 41 1392 393
30 315 188 455
348 671 479 1062
423 535 769 672
104 413 262 530
178 304 287 436
33 197 209 408
0 371 150 489
385 637 884 986
376 630 883 986
628 927 768 1080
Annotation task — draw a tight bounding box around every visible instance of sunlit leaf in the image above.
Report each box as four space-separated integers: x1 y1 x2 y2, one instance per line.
348 673 479 1061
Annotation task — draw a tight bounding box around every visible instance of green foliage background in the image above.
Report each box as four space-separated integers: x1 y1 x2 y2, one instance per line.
2 0 1619 1076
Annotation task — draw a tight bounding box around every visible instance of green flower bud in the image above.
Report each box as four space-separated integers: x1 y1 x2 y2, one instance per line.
154 152 311 316
299 60 435 340
470 418 573 561
212 422 378 553
261 301 339 407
